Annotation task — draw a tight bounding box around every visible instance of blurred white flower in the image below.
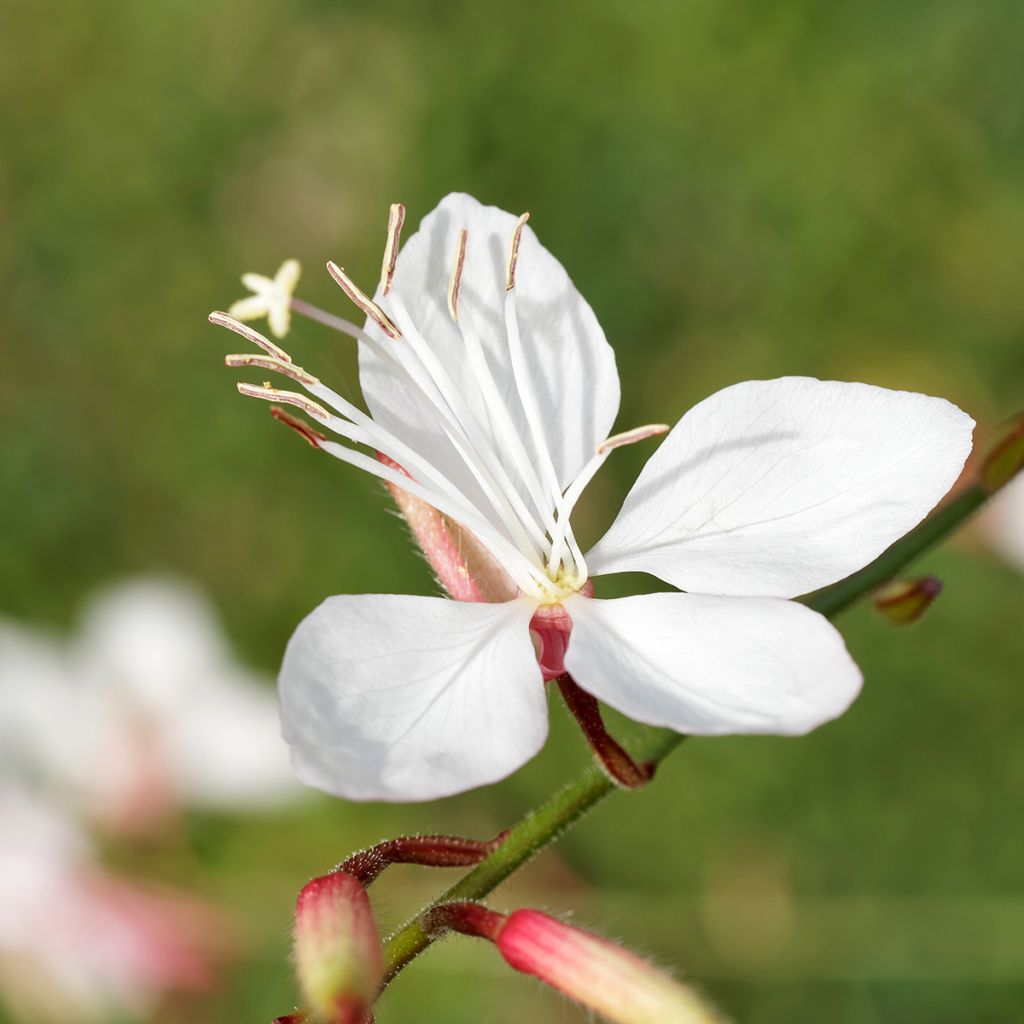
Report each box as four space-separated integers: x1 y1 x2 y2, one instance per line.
0 578 301 833
0 785 223 1023
982 473 1024 571
228 258 301 338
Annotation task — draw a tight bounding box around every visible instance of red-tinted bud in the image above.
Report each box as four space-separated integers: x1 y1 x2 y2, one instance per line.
873 575 943 625
293 872 381 1024
496 909 719 1024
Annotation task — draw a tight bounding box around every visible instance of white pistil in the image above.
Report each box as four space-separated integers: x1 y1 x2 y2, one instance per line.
379 203 406 296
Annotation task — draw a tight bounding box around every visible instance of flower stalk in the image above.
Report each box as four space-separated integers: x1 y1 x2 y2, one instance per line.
555 674 654 789
338 832 507 888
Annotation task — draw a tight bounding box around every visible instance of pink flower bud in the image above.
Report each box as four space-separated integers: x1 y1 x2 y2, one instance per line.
873 575 943 625
293 872 381 1024
496 909 719 1024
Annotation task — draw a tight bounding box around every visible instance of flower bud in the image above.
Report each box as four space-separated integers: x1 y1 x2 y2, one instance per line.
293 872 382 1024
496 909 719 1024
980 411 1024 493
872 575 943 625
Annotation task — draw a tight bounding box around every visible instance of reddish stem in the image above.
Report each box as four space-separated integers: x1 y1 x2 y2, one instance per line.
421 901 508 943
556 675 655 790
339 832 508 888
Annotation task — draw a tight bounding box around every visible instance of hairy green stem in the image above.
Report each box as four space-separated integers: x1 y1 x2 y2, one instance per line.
380 481 995 983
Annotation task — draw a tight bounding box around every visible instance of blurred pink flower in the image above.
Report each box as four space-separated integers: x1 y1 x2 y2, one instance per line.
0 578 300 834
0 786 226 1023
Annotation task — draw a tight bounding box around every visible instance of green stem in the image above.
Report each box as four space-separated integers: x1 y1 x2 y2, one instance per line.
380 481 995 983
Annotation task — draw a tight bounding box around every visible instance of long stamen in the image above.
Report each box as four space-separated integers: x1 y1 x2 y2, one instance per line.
267 286 552 564
234 382 550 593
225 353 319 387
597 423 670 454
237 382 332 423
455 295 563 540
379 203 406 296
326 261 402 339
447 229 467 321
269 406 327 448
222 326 557 597
503 286 577 571
209 312 292 362
546 424 669 576
506 212 529 290
386 293 551 562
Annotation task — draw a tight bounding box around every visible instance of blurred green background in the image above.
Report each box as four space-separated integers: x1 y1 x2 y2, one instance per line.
2 0 1024 1021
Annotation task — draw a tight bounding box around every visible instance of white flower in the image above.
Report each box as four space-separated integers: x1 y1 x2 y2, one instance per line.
982 473 1024 571
228 258 301 338
217 193 975 803
0 785 221 1023
0 579 300 830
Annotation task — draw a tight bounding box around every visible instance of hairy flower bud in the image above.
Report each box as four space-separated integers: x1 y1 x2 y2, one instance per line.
873 575 943 625
293 872 381 1024
496 909 719 1024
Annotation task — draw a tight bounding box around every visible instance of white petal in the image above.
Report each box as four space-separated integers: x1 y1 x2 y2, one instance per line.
227 295 270 322
588 378 974 597
358 193 620 506
563 592 862 736
279 594 546 801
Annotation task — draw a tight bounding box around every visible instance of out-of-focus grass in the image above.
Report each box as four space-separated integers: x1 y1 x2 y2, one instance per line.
1 0 1022 1021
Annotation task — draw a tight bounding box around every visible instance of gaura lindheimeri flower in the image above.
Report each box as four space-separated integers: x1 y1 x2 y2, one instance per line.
229 258 302 338
213 193 975 802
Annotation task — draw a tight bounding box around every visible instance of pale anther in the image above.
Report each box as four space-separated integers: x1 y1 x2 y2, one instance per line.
506 212 530 290
225 353 319 387
596 423 670 455
237 382 331 422
379 203 406 296
326 262 402 339
209 311 292 362
447 229 468 321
